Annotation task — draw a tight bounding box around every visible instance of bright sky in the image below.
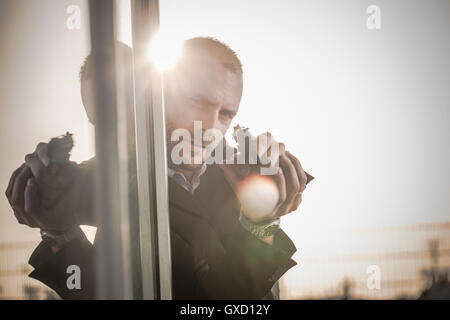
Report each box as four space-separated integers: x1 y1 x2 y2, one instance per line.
154 0 450 240
153 0 450 297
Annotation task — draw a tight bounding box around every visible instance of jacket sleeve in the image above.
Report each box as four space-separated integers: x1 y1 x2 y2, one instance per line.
190 211 297 299
28 227 96 299
193 171 299 299
219 224 297 299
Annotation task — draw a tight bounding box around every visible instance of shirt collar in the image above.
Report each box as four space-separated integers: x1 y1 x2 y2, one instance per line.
167 162 208 195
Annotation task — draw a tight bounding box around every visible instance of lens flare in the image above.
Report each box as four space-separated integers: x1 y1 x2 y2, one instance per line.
237 174 280 221
147 30 183 71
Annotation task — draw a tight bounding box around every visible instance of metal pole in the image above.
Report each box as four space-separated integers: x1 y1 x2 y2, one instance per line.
131 0 172 300
89 0 127 299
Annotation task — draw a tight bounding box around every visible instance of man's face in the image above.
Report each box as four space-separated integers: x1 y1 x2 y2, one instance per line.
80 54 243 172
164 55 243 171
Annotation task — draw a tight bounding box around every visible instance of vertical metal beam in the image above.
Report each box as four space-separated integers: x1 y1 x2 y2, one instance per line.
131 0 172 300
150 17 173 301
89 0 126 299
130 0 158 299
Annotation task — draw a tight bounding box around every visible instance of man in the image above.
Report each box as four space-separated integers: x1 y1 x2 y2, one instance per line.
5 38 310 299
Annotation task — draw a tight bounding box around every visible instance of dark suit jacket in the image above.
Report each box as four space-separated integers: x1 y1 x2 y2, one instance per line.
28 164 297 299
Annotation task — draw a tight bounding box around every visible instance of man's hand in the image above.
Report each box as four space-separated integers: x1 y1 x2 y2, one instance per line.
5 142 93 234
220 132 310 224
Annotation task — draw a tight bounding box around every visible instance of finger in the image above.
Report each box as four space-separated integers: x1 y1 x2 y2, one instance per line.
272 167 287 215
24 214 40 228
276 196 297 217
24 178 40 216
266 141 283 159
281 152 310 215
13 207 28 225
5 163 26 200
256 132 274 159
279 153 301 202
16 210 40 228
23 178 42 228
283 192 302 216
25 152 46 181
228 150 253 177
36 143 50 167
12 204 40 228
10 166 32 205
257 132 277 167
235 163 252 177
286 150 307 192
273 154 301 217
269 142 284 169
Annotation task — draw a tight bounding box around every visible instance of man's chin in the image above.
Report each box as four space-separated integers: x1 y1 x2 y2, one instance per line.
167 142 209 171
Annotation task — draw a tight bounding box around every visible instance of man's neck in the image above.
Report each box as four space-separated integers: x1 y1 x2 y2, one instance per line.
167 163 208 195
168 162 208 181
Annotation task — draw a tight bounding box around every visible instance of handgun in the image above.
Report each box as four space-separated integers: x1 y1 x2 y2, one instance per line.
47 131 74 175
232 124 314 184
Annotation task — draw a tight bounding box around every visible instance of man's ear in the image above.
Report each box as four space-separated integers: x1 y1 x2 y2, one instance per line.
80 78 96 125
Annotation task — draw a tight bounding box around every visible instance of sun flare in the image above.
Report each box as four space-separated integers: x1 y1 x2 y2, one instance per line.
147 30 184 71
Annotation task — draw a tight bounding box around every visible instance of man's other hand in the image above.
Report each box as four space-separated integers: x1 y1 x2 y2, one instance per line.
5 142 93 234
220 132 309 224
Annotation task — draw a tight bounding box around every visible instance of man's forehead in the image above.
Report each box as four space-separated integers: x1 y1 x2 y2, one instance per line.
172 56 243 108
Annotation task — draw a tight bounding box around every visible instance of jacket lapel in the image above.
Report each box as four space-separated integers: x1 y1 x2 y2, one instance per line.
168 177 208 221
168 164 242 239
195 165 242 237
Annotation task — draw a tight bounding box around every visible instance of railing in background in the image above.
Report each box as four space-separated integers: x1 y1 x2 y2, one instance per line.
0 241 59 300
280 221 450 299
1 222 449 299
